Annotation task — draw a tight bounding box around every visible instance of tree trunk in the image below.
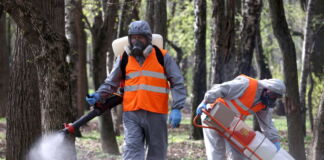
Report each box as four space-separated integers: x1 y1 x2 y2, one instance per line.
92 0 119 154
309 0 324 77
145 0 155 31
66 0 88 118
117 0 140 38
268 0 306 159
308 73 314 131
0 9 9 117
311 82 324 160
6 29 42 160
236 0 262 76
254 24 272 79
191 0 206 140
145 0 167 46
299 0 317 137
2 1 77 158
254 11 271 131
211 0 237 84
113 0 141 136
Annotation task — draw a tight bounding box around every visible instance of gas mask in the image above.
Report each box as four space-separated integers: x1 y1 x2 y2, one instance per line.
131 40 146 57
260 89 280 108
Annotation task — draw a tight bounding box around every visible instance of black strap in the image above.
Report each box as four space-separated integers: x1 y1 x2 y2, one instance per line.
120 51 128 80
153 45 164 68
120 45 165 80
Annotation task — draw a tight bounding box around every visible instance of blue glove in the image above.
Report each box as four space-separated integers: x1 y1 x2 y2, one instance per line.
169 109 182 128
86 93 100 105
196 103 207 115
274 141 281 151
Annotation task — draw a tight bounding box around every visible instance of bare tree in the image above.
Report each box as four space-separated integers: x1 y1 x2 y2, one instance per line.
310 82 324 160
2 1 77 159
6 29 42 160
0 8 9 117
299 0 317 136
66 0 88 118
236 0 262 76
191 0 206 140
91 0 120 154
117 0 140 38
145 0 167 46
268 0 306 159
210 0 236 84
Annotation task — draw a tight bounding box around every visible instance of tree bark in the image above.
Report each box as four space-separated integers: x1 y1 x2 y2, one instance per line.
309 0 324 77
236 0 262 76
268 0 306 159
145 0 167 46
6 29 42 160
2 1 77 158
66 0 88 118
308 73 314 131
0 9 9 117
117 0 140 38
254 11 271 131
191 0 206 140
211 0 237 84
311 82 324 160
299 0 317 136
91 0 119 154
254 24 272 79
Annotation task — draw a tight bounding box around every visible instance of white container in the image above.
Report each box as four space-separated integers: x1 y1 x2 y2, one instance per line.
243 131 277 160
202 103 236 132
272 148 295 160
112 34 164 57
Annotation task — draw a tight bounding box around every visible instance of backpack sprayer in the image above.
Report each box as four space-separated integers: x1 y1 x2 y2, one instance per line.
61 93 122 136
193 103 295 160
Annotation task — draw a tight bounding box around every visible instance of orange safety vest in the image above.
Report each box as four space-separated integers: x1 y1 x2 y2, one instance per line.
122 48 170 114
212 75 266 116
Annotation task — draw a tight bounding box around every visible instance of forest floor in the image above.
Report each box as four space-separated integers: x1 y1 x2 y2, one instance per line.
0 112 313 160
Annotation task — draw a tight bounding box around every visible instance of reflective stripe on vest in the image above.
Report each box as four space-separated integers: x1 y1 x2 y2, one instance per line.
125 70 167 80
213 75 265 116
124 84 169 94
123 47 170 114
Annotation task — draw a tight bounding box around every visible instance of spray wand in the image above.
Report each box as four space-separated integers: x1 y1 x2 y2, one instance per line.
61 93 122 136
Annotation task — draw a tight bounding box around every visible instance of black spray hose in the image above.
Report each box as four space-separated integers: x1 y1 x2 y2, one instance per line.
61 94 122 136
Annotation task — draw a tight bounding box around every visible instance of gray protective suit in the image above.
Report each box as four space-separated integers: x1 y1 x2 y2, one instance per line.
201 75 285 160
96 45 186 160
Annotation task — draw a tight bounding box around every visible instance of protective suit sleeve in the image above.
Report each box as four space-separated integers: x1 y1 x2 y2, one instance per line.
255 108 280 143
203 76 250 103
164 53 186 109
96 56 123 94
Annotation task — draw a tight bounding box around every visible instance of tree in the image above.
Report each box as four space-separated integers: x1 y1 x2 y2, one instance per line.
145 0 167 46
210 0 236 84
6 29 42 160
191 0 206 140
310 81 324 160
0 7 9 117
268 0 306 159
2 0 77 158
91 0 119 154
299 0 318 136
117 0 140 38
236 0 262 76
66 0 88 118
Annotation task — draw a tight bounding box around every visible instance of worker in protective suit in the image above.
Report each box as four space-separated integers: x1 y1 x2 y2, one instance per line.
86 20 186 160
196 75 285 160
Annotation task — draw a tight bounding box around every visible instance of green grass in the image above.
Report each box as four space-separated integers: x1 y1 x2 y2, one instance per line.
0 118 5 123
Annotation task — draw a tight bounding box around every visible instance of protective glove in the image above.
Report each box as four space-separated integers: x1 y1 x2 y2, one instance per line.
196 103 207 115
169 109 182 128
273 141 281 151
86 92 100 105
